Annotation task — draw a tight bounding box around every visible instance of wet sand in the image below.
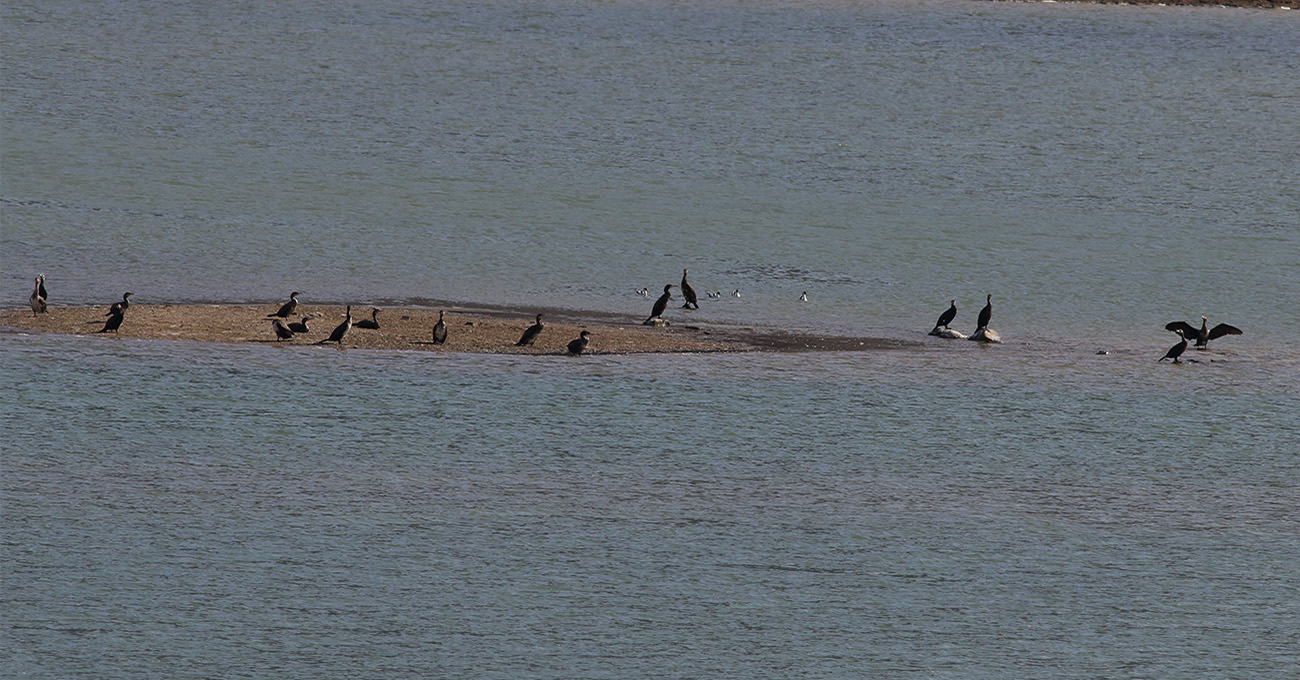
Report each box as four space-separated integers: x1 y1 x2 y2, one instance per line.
2 303 919 355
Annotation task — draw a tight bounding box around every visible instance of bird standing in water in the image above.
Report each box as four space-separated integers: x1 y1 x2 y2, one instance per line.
1164 316 1242 350
932 300 957 334
975 294 992 333
567 330 591 356
431 310 448 344
355 307 381 329
271 319 295 341
269 292 300 318
1158 329 1188 363
680 269 699 309
320 306 352 344
29 275 47 316
516 314 544 346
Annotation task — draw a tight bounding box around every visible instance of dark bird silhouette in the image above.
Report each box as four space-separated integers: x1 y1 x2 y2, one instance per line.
1165 316 1242 350
271 319 295 341
647 284 674 322
567 330 591 356
680 269 699 309
932 300 957 333
431 310 448 344
268 292 300 318
29 275 47 315
975 294 992 332
320 306 352 344
98 310 124 334
108 292 133 315
355 307 381 330
1158 329 1188 363
287 315 312 334
516 314 544 346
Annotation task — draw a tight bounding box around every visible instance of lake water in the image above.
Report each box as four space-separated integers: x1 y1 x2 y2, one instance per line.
2 0 1298 677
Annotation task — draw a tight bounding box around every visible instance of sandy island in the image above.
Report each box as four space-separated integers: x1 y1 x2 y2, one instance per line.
3 303 920 355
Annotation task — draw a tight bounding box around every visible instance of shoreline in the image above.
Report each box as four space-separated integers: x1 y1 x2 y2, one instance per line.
1000 0 1293 7
1 303 921 355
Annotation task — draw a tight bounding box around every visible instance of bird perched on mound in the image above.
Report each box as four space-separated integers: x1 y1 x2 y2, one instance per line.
567 330 591 356
516 314 544 346
431 310 448 344
287 315 312 334
271 319 295 341
645 284 674 324
975 294 992 333
29 275 47 316
930 299 957 335
269 292 300 318
319 306 352 344
1164 316 1241 350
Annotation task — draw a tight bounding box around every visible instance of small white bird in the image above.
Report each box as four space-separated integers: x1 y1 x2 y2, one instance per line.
799 292 808 302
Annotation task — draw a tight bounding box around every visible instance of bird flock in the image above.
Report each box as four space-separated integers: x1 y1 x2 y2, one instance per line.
25 273 1243 360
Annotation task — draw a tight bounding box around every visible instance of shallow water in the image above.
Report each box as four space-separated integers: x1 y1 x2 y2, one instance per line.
3 0 1299 677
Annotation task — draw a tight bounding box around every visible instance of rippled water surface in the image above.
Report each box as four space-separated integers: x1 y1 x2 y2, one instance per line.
3 0 1299 677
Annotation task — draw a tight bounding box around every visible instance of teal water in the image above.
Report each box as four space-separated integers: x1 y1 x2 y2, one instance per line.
3 0 1299 677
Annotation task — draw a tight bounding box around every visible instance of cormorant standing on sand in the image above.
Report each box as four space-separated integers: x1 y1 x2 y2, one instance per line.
1158 329 1188 363
30 275 47 315
516 314 544 346
432 310 448 344
320 306 352 344
932 300 957 333
355 307 381 329
1165 316 1242 350
680 269 699 309
287 315 312 334
271 319 295 341
269 292 300 319
646 284 674 323
975 294 992 332
109 292 133 315
567 330 591 356
98 309 125 333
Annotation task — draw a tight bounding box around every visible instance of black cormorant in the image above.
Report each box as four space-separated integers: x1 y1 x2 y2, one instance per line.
932 300 957 333
1158 329 1188 363
1165 316 1242 350
647 284 674 322
98 309 124 334
681 269 699 309
432 310 448 344
287 315 312 334
269 292 300 318
271 319 295 341
320 306 352 344
567 330 591 356
516 314 544 346
975 294 992 332
355 307 381 330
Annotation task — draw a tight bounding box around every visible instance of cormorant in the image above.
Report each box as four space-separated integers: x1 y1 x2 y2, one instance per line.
355 307 381 330
112 292 133 314
975 294 992 332
320 306 352 344
271 319 295 341
1158 329 1188 363
269 292 300 318
647 284 674 323
37 274 48 302
932 300 957 334
681 269 699 309
1165 316 1242 350
98 309 124 334
431 310 448 344
287 315 312 334
516 314 544 346
567 330 591 356
29 275 47 315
